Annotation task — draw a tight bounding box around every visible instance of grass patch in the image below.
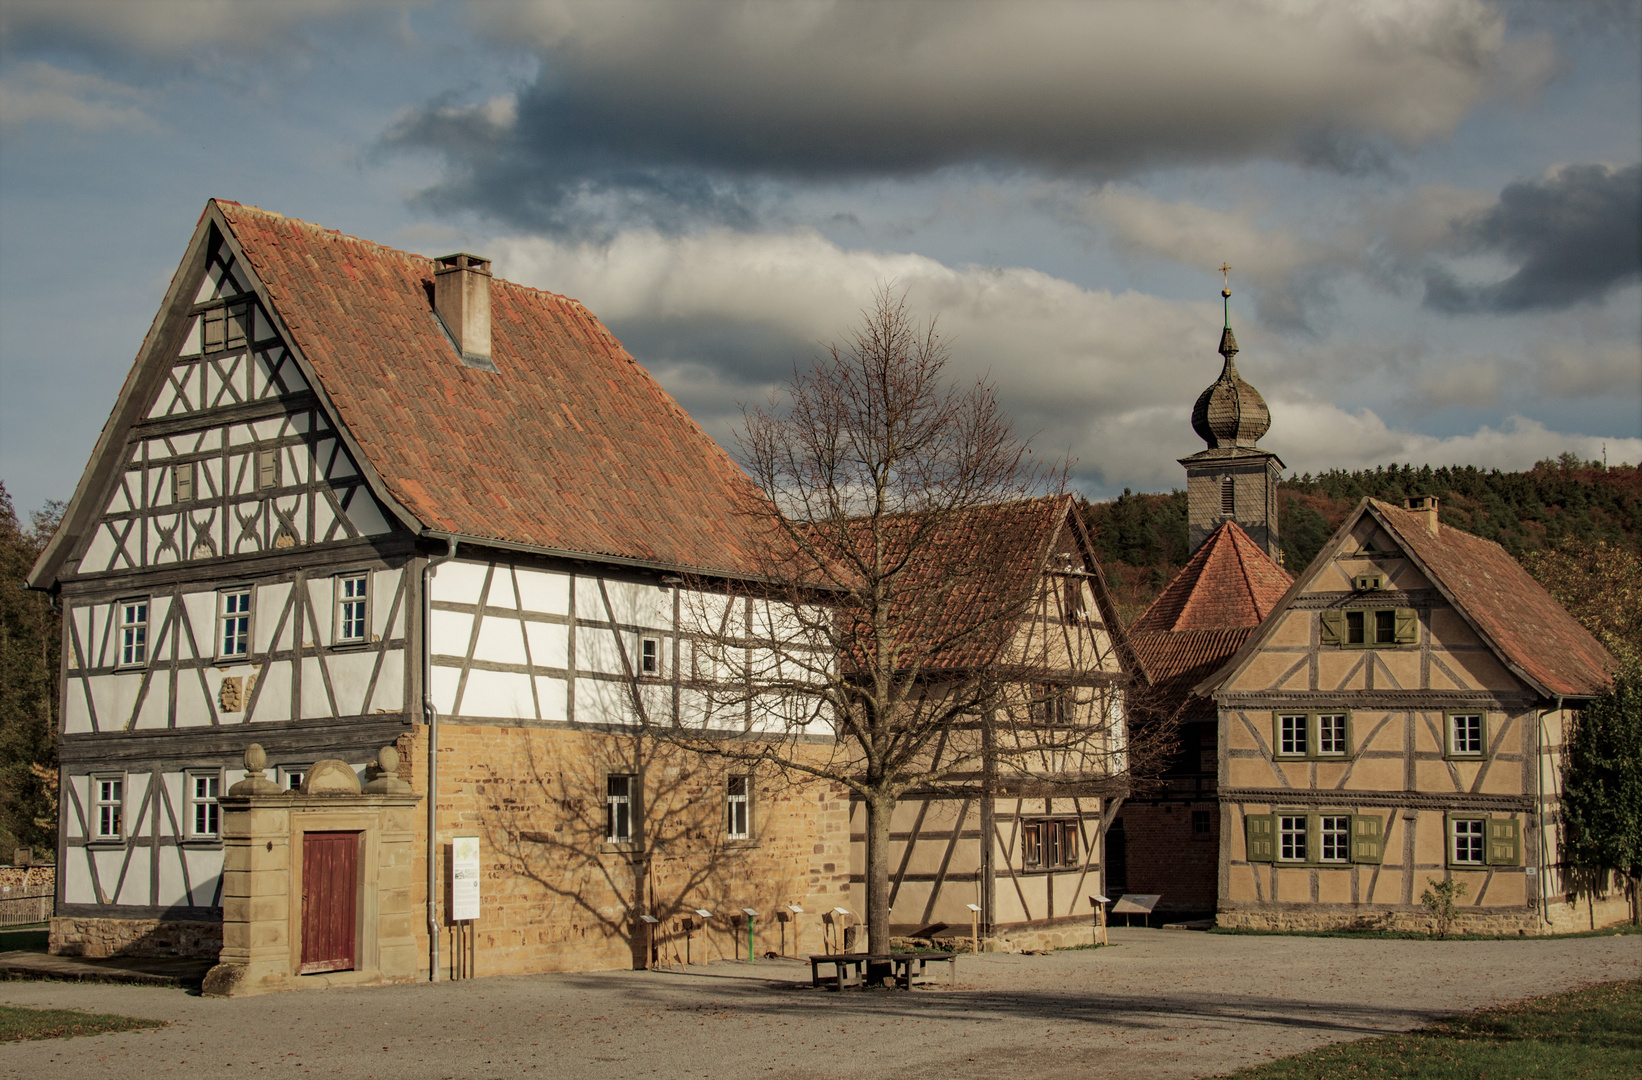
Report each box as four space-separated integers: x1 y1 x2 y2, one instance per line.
1212 979 1642 1079
0 1004 165 1042
1207 922 1641 942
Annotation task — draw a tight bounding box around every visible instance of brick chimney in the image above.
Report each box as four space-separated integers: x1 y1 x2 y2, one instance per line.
1404 495 1440 536
434 254 492 365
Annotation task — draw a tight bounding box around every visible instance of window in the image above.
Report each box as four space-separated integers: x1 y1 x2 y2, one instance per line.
1319 815 1350 862
1191 810 1212 836
1031 684 1072 725
172 461 194 504
255 447 279 491
1450 817 1485 866
606 775 635 843
119 599 149 667
1246 813 1384 865
218 587 252 659
93 776 123 841
187 772 220 839
335 573 369 644
1022 820 1079 870
1220 474 1235 516
1274 711 1353 759
1278 815 1307 861
1447 713 1485 758
279 766 306 792
1278 714 1308 757
1316 713 1348 756
638 636 661 675
1322 608 1416 648
726 775 750 840
202 302 249 352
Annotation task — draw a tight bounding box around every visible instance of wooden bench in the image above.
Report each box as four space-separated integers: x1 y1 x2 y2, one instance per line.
809 953 869 990
884 951 957 989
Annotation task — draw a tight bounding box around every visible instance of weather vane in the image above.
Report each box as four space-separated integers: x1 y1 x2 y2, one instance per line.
1219 263 1232 327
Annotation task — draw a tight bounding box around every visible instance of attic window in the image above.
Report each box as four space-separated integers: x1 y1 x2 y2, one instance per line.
1220 475 1235 516
203 302 249 353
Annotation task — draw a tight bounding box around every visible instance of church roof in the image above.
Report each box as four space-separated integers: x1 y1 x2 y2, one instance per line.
1127 520 1293 718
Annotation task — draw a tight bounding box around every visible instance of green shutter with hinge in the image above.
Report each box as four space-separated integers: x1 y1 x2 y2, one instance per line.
1485 817 1521 866
1394 608 1418 644
1319 611 1345 646
1245 814 1276 863
1349 814 1384 864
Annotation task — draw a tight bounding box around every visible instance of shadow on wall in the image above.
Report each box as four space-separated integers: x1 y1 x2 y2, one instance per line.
473 729 814 970
48 913 222 959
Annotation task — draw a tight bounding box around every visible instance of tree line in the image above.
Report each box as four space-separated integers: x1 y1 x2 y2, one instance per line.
0 483 63 861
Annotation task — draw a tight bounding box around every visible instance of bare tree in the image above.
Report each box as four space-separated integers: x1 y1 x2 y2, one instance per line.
650 289 1141 956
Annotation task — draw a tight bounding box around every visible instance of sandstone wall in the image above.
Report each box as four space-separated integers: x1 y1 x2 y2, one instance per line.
50 916 222 958
404 723 850 977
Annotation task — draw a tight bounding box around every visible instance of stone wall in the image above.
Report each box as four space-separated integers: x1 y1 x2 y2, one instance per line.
405 723 851 977
1216 893 1634 936
50 916 222 958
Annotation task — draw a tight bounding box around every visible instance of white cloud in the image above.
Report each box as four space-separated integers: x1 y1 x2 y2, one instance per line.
0 61 153 132
486 226 1639 493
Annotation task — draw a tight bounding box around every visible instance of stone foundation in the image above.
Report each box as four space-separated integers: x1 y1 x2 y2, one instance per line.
50 916 222 958
1216 896 1634 937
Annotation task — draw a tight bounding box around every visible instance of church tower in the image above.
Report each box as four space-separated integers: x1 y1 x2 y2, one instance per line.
1178 276 1284 559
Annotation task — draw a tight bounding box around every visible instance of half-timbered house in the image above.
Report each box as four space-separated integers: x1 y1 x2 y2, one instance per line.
850 496 1136 949
1200 495 1625 933
27 200 855 984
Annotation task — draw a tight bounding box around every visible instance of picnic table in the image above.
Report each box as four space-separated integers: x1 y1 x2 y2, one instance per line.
809 951 957 990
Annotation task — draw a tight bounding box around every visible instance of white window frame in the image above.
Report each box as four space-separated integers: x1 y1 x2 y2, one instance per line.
118 598 150 667
1449 713 1484 757
606 775 634 843
726 775 750 840
1451 817 1486 866
1319 815 1350 862
217 586 253 660
1316 713 1348 757
638 636 662 676
1278 714 1308 757
334 572 370 645
187 771 221 839
93 775 124 842
278 765 308 792
1278 814 1307 862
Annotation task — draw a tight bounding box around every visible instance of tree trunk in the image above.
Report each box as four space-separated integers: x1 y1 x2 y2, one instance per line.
863 794 893 955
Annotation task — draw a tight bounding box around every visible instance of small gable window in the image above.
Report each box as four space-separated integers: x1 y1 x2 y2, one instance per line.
202 302 250 353
119 599 149 667
1322 608 1417 648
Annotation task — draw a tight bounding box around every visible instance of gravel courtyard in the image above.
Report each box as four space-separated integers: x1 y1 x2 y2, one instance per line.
2 928 1637 1080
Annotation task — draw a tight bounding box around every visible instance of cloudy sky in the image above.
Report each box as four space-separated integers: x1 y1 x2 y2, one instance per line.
2 1 1639 517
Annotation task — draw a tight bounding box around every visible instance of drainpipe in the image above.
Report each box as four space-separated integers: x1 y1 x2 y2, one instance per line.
424 536 458 981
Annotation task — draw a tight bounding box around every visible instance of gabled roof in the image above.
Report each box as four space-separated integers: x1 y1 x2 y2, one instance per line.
1367 499 1613 698
32 200 771 587
1197 497 1614 701
1127 521 1293 719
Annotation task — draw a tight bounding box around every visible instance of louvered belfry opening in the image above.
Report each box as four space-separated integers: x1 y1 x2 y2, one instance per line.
434 253 493 364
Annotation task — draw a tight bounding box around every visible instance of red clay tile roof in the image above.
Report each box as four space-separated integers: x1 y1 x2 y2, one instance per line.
216 201 767 576
1130 521 1293 636
1369 499 1614 697
1127 521 1292 719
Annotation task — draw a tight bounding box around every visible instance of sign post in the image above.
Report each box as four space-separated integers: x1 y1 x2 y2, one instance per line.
741 908 759 962
1090 894 1110 946
966 903 982 955
450 836 481 978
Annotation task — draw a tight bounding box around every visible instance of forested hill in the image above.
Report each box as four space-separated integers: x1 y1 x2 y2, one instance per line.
1083 457 1642 625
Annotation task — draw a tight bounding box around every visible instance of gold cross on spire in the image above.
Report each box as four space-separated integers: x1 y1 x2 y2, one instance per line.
1219 262 1232 296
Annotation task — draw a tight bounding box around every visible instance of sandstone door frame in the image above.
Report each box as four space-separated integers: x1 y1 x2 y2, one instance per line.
286 810 384 978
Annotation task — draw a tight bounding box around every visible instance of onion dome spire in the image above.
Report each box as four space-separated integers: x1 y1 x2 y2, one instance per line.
1191 266 1270 449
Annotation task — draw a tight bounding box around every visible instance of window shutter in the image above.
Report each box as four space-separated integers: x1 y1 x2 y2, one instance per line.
1244 814 1276 863
1394 608 1418 644
256 448 278 490
1349 814 1384 864
1485 818 1521 866
1319 611 1345 646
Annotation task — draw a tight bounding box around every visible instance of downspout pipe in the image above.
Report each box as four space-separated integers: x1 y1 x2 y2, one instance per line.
424 536 457 981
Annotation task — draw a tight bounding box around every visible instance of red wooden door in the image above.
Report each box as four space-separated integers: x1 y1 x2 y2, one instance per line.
301 831 359 974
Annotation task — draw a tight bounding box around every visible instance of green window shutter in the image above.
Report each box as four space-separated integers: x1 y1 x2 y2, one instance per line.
1320 611 1345 646
1245 814 1276 863
1350 814 1384 864
1394 608 1418 644
1486 818 1521 866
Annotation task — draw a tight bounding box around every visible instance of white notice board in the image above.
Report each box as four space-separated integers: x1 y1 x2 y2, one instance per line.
451 836 481 921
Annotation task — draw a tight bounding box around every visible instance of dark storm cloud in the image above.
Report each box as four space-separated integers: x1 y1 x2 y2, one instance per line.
380 0 1548 234
1424 163 1642 313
